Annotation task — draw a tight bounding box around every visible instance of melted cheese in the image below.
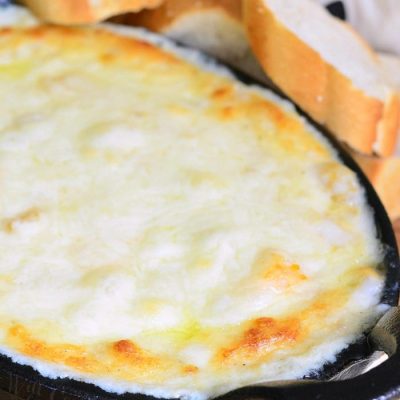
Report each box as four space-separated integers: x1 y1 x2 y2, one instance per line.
0 24 385 400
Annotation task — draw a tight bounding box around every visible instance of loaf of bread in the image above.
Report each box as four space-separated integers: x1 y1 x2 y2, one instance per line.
243 0 400 157
20 0 164 24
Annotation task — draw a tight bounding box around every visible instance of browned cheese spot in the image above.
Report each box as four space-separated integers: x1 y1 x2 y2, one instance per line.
211 86 233 100
255 251 307 290
182 365 199 374
216 317 301 366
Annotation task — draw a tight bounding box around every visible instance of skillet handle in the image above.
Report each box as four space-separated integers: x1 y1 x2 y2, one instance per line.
369 306 400 357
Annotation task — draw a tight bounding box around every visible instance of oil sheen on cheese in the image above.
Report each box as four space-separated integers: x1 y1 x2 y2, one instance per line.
0 24 385 400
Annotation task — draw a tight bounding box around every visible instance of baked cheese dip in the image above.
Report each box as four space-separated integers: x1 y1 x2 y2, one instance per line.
0 20 385 400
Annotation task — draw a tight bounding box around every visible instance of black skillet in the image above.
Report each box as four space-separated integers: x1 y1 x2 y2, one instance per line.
0 26 399 400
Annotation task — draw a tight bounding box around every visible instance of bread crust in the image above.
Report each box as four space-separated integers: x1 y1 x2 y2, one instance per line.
243 0 400 156
354 54 400 220
353 151 400 220
20 0 164 24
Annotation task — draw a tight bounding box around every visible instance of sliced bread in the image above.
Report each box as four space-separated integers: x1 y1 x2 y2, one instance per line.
243 0 400 156
110 0 265 79
353 53 400 220
20 0 164 25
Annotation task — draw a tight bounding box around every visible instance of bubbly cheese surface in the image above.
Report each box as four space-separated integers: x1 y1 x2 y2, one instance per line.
0 25 385 400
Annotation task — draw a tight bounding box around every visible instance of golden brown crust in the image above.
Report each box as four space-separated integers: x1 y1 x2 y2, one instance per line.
375 93 400 155
216 317 301 366
110 0 242 31
20 0 165 25
243 0 400 156
7 324 180 380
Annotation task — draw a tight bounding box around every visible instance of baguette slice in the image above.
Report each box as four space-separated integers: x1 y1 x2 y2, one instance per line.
353 53 400 220
20 0 164 25
110 0 265 80
244 0 400 156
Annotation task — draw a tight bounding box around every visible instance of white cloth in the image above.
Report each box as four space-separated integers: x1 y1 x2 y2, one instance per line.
319 0 400 55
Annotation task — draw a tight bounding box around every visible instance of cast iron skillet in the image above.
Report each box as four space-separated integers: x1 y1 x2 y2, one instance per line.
0 44 398 400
